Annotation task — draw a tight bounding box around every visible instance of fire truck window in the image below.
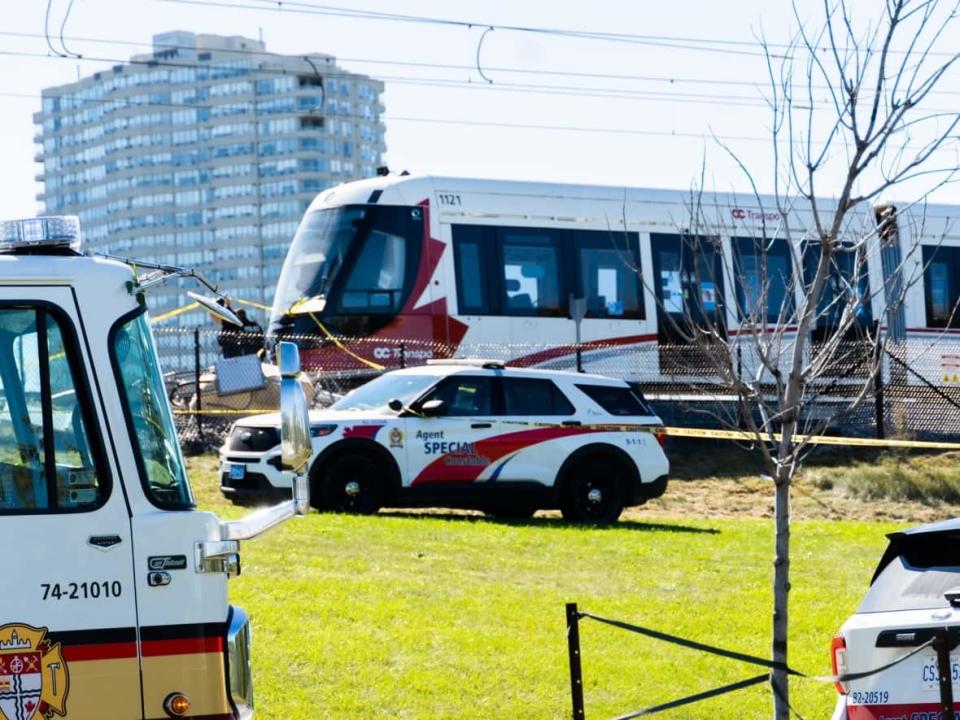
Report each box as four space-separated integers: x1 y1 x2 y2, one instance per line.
112 312 194 509
0 307 103 513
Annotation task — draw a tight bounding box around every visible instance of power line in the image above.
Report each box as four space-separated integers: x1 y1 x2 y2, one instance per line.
151 0 960 59
0 48 792 110
8 45 958 115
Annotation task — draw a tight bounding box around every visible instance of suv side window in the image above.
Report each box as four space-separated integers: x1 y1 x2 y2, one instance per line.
576 384 653 416
0 306 105 513
421 376 493 417
503 378 574 415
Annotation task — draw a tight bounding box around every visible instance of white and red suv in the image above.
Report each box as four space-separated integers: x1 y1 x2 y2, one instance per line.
219 360 669 523
831 518 960 719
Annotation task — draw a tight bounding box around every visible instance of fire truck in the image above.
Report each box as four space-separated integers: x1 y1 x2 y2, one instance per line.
0 216 312 719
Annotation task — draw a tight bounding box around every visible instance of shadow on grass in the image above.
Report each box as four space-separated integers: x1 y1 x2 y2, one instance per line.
376 510 720 535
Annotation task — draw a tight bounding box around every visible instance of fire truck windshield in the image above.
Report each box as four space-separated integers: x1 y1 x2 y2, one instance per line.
270 204 422 337
112 310 194 509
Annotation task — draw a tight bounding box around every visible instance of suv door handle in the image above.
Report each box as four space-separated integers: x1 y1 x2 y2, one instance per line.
471 422 492 429
562 421 582 427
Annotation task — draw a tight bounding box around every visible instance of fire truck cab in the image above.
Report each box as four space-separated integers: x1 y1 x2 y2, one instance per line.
0 217 312 720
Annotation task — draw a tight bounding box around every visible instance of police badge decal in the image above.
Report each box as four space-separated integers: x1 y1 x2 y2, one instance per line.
0 625 68 720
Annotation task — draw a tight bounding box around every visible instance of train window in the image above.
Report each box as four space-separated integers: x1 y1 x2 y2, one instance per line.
499 230 564 316
802 243 873 328
574 231 644 319
734 237 794 323
340 228 407 311
650 233 724 323
923 245 960 328
452 226 490 314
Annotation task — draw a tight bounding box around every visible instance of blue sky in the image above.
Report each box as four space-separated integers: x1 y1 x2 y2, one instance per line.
2 0 959 220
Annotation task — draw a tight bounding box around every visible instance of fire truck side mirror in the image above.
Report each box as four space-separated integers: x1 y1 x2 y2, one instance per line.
278 342 312 515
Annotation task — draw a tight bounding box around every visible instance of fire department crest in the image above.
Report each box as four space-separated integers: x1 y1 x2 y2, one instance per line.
389 428 404 448
0 625 68 720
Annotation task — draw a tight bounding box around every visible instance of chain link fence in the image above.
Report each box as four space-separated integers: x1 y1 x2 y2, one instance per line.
152 325 960 452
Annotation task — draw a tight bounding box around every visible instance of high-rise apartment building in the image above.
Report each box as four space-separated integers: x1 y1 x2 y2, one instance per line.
35 30 386 330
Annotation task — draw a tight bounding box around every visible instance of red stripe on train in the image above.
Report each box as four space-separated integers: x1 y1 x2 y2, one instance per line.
510 333 659 367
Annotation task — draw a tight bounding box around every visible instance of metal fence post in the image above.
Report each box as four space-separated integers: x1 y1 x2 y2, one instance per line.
566 603 586 720
934 628 955 717
194 327 203 441
873 340 885 440
399 342 406 369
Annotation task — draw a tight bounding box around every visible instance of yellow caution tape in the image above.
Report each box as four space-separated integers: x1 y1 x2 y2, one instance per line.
150 302 201 324
170 409 960 450
660 426 960 450
174 408 277 415
234 297 273 312
304 308 385 372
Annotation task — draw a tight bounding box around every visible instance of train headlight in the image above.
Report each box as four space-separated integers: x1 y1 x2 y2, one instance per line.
226 606 254 717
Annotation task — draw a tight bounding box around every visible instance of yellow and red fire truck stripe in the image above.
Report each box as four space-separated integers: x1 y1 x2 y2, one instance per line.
48 624 233 719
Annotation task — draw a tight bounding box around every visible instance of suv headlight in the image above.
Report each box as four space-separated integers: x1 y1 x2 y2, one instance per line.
226 606 254 718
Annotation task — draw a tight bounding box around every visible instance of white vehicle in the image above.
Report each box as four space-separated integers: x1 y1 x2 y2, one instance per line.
220 360 669 523
268 173 960 397
0 216 313 719
831 518 960 719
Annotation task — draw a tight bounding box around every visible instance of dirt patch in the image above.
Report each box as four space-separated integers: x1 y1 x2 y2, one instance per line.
635 440 960 524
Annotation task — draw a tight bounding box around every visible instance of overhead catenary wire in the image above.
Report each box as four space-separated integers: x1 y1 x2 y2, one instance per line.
5 28 960 99
151 0 960 59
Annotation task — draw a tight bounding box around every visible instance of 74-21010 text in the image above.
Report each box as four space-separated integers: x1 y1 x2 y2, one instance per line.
41 581 122 600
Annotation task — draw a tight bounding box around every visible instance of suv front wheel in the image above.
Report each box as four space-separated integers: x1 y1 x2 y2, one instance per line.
319 452 384 515
559 455 627 524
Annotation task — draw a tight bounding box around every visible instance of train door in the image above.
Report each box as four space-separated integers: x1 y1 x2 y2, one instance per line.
802 242 875 380
650 233 726 376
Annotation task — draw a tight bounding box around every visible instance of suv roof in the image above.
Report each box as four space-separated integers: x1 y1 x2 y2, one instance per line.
388 361 628 385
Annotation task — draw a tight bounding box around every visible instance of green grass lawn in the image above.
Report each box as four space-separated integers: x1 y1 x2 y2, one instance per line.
190 455 898 719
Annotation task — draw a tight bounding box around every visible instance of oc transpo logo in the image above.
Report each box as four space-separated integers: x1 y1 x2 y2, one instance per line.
0 625 69 720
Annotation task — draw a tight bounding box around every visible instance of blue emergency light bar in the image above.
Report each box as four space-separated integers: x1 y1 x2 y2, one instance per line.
0 216 82 254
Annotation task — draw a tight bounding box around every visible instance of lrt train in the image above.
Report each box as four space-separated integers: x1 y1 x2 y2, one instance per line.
267 172 960 392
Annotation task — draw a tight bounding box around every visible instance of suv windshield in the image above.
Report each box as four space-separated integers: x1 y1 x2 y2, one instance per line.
332 374 437 412
112 311 193 508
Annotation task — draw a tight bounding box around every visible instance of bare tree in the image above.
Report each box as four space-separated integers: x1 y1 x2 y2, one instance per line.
650 2 960 717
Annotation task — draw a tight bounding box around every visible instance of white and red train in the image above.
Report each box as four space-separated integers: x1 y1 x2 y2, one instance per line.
268 173 960 390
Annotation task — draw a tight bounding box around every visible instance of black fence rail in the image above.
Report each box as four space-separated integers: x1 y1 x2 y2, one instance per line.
564 602 956 719
151 326 960 449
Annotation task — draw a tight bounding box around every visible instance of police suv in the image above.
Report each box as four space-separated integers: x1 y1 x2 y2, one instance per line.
220 360 670 523
831 518 960 719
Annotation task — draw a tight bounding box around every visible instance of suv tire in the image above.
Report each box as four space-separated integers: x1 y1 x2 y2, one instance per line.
559 454 626 524
320 452 384 515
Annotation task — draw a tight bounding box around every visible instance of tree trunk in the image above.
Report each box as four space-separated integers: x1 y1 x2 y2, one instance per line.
771 467 791 720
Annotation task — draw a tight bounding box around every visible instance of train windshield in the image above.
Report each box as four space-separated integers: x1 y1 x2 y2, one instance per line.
271 204 422 332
